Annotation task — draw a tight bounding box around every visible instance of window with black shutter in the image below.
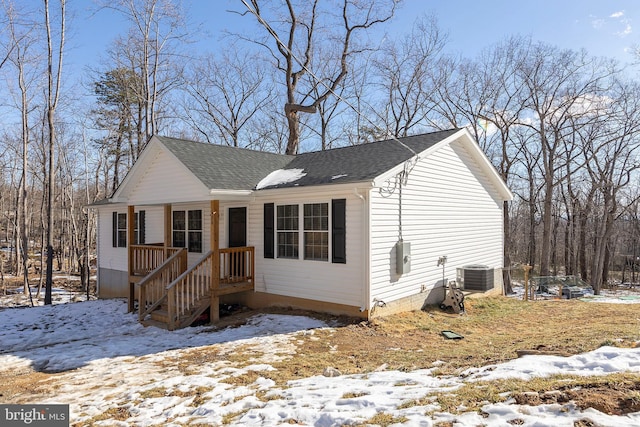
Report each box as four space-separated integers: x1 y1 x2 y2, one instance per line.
332 199 346 264
264 203 274 258
262 200 346 264
133 210 145 245
112 212 127 248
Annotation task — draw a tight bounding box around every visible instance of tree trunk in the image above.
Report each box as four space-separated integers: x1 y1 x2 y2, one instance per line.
285 107 300 155
539 164 553 276
579 208 589 281
590 206 614 294
502 200 513 294
602 243 611 287
44 0 65 305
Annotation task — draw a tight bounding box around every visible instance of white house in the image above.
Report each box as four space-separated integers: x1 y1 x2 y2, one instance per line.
91 128 513 329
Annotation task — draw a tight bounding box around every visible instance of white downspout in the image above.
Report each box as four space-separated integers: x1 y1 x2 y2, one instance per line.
354 188 369 314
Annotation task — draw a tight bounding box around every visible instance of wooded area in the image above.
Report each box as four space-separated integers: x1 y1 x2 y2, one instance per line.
1 0 639 299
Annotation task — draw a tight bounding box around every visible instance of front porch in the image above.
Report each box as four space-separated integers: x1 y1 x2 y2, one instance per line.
126 201 255 330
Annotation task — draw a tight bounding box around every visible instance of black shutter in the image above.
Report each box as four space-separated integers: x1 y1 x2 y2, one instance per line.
139 210 146 244
332 199 346 264
264 203 274 259
112 212 118 247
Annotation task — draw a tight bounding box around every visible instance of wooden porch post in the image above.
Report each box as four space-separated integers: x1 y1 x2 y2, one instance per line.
210 200 220 322
164 204 172 255
127 205 135 312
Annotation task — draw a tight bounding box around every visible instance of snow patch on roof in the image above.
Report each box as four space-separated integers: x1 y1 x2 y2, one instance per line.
256 168 306 189
331 174 348 180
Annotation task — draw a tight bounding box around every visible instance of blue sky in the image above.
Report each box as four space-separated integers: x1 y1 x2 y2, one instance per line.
58 1 640 84
421 0 638 62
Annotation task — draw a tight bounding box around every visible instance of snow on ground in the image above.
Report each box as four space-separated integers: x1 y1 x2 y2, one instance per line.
1 298 640 426
0 274 96 308
508 280 640 304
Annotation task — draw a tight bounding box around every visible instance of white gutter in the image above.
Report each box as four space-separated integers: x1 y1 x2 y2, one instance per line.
209 189 253 197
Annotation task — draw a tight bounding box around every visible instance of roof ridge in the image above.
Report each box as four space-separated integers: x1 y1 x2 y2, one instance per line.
155 135 294 159
295 128 460 156
155 129 460 158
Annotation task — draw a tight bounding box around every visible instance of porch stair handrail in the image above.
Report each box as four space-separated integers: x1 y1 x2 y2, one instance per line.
137 248 188 321
166 250 214 331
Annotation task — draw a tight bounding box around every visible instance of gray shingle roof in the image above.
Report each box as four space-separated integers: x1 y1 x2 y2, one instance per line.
269 129 460 189
156 129 459 191
156 136 294 190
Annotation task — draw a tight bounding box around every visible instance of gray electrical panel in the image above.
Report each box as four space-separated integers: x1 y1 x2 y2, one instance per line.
396 241 411 274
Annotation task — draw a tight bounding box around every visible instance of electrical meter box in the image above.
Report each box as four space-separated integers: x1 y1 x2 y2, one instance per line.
396 241 411 274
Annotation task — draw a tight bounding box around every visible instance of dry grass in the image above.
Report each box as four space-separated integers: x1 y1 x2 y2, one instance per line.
430 371 640 415
155 297 640 401
220 369 262 386
356 412 409 426
80 406 131 426
164 296 640 416
221 409 249 425
4 295 640 421
244 297 640 385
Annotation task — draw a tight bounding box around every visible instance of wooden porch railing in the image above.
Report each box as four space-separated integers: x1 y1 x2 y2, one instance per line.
165 246 255 330
167 250 214 330
131 244 181 276
220 246 255 284
137 248 187 322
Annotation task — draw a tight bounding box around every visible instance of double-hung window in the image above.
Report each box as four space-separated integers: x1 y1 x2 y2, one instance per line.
188 210 203 252
303 203 328 261
173 210 202 252
275 202 329 261
114 213 127 248
112 210 145 247
277 204 299 258
133 211 145 245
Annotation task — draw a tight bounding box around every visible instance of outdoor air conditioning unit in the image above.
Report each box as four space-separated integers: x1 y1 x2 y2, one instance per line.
458 265 494 291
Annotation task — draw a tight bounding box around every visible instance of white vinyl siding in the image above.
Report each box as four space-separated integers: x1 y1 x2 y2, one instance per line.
250 189 364 307
127 149 210 205
369 139 504 304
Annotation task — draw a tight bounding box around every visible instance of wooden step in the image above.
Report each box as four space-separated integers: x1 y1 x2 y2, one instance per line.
150 308 169 323
147 297 211 330
176 299 211 329
141 318 169 329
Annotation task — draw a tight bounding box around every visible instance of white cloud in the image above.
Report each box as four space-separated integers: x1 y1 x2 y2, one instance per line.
619 24 632 36
610 11 624 19
592 18 605 29
618 21 632 37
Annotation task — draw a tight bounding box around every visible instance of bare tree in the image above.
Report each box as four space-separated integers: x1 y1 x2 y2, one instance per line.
238 0 397 154
519 45 616 276
373 14 446 137
43 0 65 305
3 0 42 295
182 49 271 146
582 80 640 292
